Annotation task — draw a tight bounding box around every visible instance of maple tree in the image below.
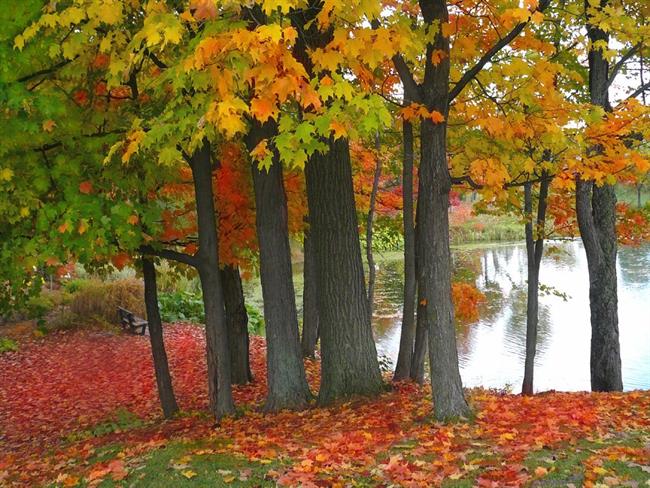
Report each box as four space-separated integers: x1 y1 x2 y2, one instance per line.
2 0 649 450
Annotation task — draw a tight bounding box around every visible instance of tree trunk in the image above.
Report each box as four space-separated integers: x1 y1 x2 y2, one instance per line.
246 120 311 411
521 175 549 395
578 0 623 392
301 226 319 358
416 0 470 420
637 184 642 209
141 256 179 419
220 265 252 385
366 133 382 321
410 295 428 385
394 114 417 381
576 179 623 391
189 140 235 419
306 137 383 405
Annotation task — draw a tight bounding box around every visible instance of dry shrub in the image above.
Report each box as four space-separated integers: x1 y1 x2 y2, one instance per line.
69 279 145 326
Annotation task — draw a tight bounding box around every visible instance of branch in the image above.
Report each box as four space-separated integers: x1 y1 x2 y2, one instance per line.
141 246 199 268
448 0 551 103
16 58 74 83
607 43 641 88
626 80 650 101
146 51 168 69
392 54 421 102
450 175 483 189
370 17 421 102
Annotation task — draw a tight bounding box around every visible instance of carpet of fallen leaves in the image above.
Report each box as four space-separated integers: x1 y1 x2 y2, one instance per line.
0 324 649 487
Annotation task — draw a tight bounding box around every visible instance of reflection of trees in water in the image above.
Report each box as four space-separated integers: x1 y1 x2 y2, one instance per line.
504 287 552 359
617 245 650 287
371 258 405 341
451 249 482 282
542 241 578 269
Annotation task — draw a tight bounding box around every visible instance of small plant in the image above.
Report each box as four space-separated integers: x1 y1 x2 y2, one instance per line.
158 291 205 323
245 303 265 336
65 408 145 442
0 337 18 353
25 294 54 320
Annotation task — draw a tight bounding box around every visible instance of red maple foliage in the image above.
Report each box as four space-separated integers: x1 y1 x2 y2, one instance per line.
1 326 648 487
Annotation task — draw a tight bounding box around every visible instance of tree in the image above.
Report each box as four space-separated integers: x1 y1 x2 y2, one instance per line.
574 0 649 391
393 105 418 381
142 256 180 418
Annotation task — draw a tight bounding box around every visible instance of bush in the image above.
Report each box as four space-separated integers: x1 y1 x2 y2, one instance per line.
245 303 265 336
0 337 18 353
158 291 204 323
68 279 145 325
25 294 54 321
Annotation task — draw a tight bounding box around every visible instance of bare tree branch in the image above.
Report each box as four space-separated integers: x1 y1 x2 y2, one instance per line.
607 43 641 88
448 0 551 103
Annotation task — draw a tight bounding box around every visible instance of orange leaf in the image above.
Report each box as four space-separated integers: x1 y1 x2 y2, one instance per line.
250 97 276 123
42 119 56 133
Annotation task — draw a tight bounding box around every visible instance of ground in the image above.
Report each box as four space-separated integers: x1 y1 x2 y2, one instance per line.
0 324 648 487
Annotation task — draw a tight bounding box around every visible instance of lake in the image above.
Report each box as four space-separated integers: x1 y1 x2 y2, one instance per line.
244 240 650 393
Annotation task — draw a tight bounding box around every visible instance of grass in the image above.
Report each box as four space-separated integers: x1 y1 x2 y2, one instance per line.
523 431 650 486
54 440 284 488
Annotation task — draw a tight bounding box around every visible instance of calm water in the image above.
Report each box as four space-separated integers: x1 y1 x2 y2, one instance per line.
371 241 650 392
244 241 650 392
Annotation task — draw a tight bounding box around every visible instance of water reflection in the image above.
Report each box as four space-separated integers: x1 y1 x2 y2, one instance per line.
244 241 649 392
370 241 649 392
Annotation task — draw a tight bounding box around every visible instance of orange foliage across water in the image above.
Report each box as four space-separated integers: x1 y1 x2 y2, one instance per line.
1 326 649 487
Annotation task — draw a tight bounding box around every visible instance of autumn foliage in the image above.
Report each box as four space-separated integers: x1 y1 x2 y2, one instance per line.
1 326 649 487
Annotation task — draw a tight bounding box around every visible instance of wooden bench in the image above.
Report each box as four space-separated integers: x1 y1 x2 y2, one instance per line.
117 307 148 335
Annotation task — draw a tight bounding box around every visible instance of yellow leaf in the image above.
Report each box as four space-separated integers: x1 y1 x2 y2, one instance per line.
88 1 122 25
531 11 545 24
122 130 145 163
181 470 197 479
499 432 516 441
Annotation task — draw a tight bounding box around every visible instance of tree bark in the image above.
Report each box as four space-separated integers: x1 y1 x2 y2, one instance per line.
301 226 319 358
290 3 382 403
521 175 549 395
577 0 623 392
410 296 428 385
366 133 383 321
220 265 252 385
394 113 417 381
306 137 383 405
189 140 235 418
141 256 179 419
417 0 470 420
246 120 311 411
576 179 623 391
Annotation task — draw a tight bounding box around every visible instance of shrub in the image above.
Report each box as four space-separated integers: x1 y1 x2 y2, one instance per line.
158 291 204 323
68 279 145 325
0 337 18 353
245 303 265 336
25 294 54 321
